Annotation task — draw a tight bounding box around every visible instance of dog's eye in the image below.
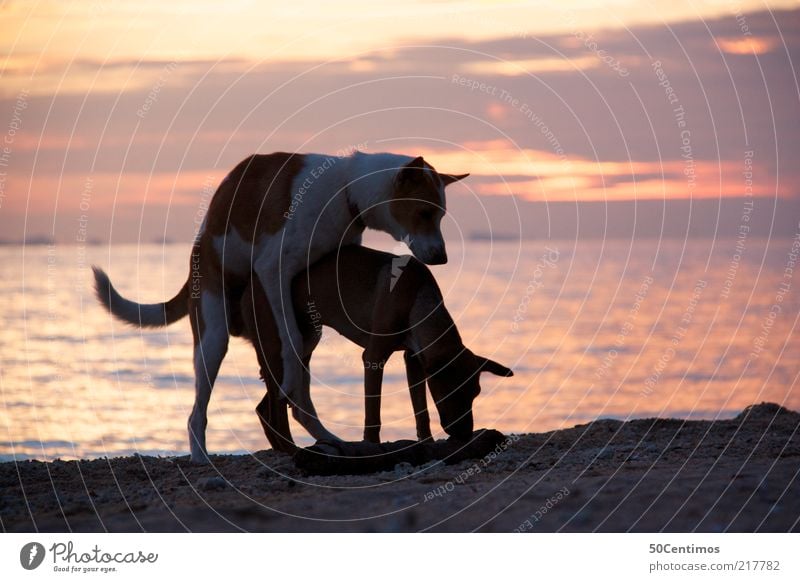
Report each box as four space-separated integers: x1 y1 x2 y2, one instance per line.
418 209 435 221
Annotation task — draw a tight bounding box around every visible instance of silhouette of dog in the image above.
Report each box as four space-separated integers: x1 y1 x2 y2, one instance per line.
234 245 513 451
94 152 468 462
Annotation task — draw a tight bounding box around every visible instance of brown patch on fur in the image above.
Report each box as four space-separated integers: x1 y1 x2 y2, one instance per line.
189 153 307 338
390 156 445 236
204 153 306 242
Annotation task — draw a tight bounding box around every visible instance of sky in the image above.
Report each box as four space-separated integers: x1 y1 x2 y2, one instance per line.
1 0 799 242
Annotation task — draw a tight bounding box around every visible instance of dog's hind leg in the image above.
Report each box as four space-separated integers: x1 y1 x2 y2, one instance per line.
188 289 229 464
254 351 295 454
404 351 432 441
362 351 386 443
362 332 398 443
290 354 342 443
255 389 295 454
254 256 305 404
254 250 337 442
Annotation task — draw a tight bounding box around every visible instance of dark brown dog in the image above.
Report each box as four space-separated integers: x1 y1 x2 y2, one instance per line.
234 245 513 452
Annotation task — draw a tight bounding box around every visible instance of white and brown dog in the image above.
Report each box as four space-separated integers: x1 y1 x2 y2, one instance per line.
93 151 468 463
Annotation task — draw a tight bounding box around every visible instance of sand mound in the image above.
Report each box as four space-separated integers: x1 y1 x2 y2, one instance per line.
1 403 798 532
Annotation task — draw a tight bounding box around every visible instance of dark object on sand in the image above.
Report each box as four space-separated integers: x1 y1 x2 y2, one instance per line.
293 428 508 475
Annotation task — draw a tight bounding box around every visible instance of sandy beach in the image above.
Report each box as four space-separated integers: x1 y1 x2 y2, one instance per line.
2 402 798 532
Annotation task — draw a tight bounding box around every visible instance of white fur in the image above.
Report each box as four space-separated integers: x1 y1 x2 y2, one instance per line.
213 227 261 277
246 153 415 442
194 151 443 454
409 232 446 262
95 152 455 460
189 290 229 463
92 267 173 327
345 152 415 239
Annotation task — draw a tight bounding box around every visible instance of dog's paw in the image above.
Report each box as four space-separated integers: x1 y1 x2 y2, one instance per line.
362 430 381 444
190 451 211 465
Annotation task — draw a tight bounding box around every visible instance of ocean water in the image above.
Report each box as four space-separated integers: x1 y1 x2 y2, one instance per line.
1 237 798 461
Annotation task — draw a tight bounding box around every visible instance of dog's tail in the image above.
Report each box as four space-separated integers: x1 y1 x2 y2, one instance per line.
92 266 189 327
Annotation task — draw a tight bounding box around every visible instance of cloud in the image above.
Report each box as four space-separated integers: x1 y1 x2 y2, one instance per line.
2 7 798 242
422 140 777 201
461 55 601 76
716 36 779 55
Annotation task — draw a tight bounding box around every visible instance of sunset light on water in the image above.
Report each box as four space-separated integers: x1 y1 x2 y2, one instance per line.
3 238 798 460
1 0 799 546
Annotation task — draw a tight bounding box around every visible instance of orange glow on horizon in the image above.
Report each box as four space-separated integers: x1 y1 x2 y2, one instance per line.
462 56 600 76
417 141 784 202
5 137 788 220
717 36 778 55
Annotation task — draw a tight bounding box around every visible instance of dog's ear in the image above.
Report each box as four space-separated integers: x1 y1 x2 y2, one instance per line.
441 173 469 186
476 355 514 377
407 156 425 169
397 156 427 186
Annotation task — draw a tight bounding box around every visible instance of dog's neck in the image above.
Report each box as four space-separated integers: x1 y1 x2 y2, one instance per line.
419 336 466 377
406 282 465 373
344 152 413 229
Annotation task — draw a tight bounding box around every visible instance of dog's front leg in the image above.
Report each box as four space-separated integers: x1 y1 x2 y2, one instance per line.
362 352 386 443
404 351 432 441
255 256 305 404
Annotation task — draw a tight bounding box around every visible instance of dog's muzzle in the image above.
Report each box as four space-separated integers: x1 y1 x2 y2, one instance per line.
425 249 448 265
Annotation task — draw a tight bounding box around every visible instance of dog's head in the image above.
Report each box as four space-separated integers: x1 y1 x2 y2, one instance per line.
389 156 468 265
426 349 513 440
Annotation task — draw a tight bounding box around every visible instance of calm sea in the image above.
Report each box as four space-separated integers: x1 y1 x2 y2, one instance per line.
2 237 798 461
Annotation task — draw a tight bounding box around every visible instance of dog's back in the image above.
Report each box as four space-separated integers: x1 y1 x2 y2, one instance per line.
296 246 437 344
239 245 439 350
